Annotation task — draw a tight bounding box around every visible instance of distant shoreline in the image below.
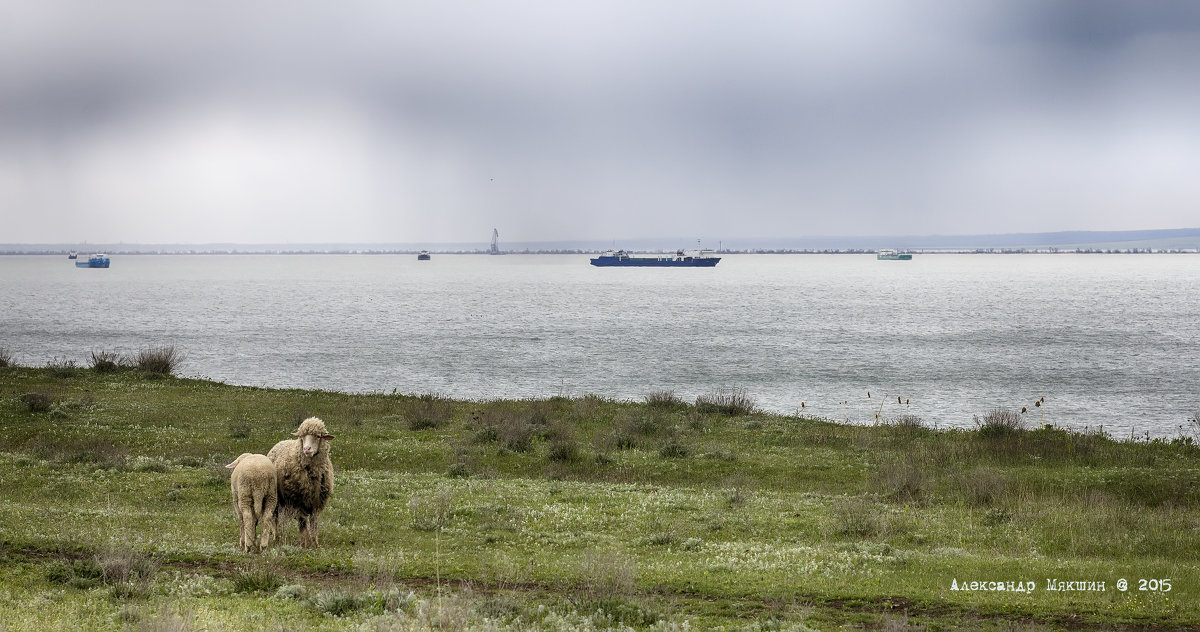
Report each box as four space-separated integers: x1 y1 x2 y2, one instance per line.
5 226 1200 255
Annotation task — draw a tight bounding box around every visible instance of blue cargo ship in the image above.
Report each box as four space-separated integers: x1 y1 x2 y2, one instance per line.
590 248 720 267
75 254 110 268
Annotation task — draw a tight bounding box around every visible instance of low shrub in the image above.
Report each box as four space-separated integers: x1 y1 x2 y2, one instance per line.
46 357 79 378
274 584 308 600
20 392 54 413
135 345 184 376
472 425 499 444
623 414 662 437
46 549 156 595
305 590 366 617
658 440 690 459
605 431 637 451
306 587 414 617
409 486 454 531
228 421 252 439
890 414 926 430
578 552 637 600
976 408 1023 437
955 467 1009 506
98 547 158 586
644 390 683 409
231 569 284 594
129 456 172 473
642 531 678 547
89 350 126 373
25 436 129 469
0 346 13 367
445 462 471 478
498 420 537 453
403 393 454 430
873 453 930 503
548 438 580 463
832 497 887 538
695 388 757 416
589 597 660 628
44 559 75 584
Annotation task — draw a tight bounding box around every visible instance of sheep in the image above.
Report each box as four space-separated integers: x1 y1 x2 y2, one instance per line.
225 453 278 553
267 416 335 548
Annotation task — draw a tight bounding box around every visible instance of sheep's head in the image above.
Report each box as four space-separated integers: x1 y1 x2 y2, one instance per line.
294 417 335 458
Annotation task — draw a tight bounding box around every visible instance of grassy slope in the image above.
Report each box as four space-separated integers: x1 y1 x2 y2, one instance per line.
1 366 1197 631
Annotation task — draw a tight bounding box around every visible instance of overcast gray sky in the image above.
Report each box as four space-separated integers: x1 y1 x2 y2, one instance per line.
2 1 1199 244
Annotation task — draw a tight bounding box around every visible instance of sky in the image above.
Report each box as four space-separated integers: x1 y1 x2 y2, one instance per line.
2 1 1199 245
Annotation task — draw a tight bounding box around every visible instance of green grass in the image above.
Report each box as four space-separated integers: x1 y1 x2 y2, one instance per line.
1 365 1197 630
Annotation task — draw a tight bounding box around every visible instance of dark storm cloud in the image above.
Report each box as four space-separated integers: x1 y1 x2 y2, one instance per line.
3 1 1199 243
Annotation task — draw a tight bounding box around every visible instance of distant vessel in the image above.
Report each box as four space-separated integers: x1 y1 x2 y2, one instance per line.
68 251 78 260
877 249 912 261
590 248 720 267
417 250 431 261
75 254 110 268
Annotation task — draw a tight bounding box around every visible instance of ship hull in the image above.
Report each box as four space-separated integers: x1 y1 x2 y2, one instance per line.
590 256 720 267
75 257 110 268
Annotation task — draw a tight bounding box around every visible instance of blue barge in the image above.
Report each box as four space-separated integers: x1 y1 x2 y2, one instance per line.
75 254 110 268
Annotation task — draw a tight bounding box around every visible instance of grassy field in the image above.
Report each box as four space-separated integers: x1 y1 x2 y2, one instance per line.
1 361 1198 631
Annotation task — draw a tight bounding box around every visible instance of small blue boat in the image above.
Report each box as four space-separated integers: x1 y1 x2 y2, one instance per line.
590 248 720 267
75 254 110 268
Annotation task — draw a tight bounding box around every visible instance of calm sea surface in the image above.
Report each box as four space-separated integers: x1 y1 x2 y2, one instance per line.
3 253 1198 438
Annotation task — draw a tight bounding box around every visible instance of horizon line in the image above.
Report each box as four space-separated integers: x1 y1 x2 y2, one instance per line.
4 226 1200 248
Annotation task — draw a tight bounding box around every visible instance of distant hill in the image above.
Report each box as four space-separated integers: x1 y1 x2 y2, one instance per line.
3 227 1199 254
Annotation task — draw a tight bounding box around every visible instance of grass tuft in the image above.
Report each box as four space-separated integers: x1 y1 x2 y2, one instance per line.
644 389 683 409
889 414 926 430
45 357 79 378
231 568 284 593
977 408 1024 437
695 388 757 416
658 440 690 459
20 391 55 413
307 589 365 616
409 486 454 531
0 346 14 367
406 392 454 430
89 350 127 373
873 453 930 503
135 345 184 376
832 497 888 538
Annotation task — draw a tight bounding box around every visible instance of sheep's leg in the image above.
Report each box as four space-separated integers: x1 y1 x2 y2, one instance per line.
307 513 319 548
297 515 310 548
240 506 256 553
260 492 277 551
236 512 246 552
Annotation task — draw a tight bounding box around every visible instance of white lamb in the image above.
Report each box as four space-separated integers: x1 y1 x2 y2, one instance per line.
225 453 278 553
267 417 335 548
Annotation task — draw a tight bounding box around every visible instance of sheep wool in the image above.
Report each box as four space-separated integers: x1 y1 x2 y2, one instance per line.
225 453 278 554
267 416 335 548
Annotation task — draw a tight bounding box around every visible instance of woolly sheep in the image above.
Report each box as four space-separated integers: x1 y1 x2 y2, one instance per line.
267 417 335 548
225 453 278 553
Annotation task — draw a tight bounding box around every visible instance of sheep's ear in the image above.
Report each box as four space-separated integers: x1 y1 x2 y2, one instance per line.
225 461 237 468
292 430 301 436
322 434 334 440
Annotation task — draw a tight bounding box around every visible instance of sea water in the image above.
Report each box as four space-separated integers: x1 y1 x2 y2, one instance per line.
2 253 1197 438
